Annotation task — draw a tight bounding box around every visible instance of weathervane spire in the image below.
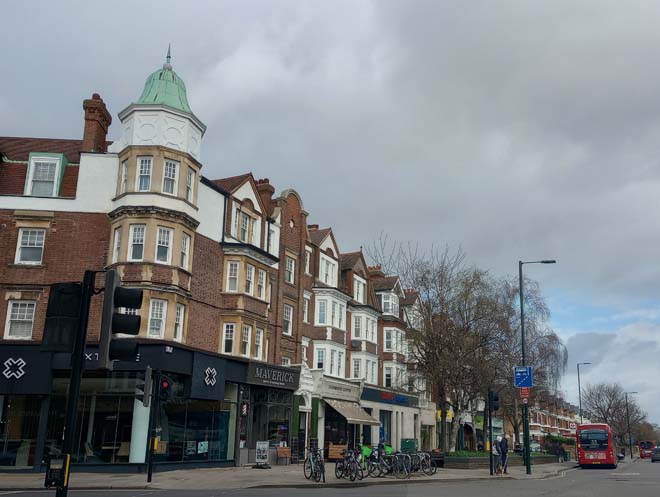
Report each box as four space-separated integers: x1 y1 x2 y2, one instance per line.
164 44 172 69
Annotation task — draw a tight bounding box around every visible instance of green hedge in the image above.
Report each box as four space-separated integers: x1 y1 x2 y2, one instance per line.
447 451 489 458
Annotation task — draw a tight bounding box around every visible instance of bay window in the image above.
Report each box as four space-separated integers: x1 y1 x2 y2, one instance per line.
148 299 167 338
137 157 152 191
128 224 146 261
155 227 173 264
223 323 235 354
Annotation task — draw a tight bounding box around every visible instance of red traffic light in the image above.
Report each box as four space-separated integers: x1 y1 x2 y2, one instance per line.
161 380 170 389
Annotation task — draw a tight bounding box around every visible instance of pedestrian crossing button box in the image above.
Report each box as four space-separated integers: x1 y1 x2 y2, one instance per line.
44 454 70 489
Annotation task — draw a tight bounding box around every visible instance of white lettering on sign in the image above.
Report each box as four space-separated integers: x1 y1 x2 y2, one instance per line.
254 366 294 385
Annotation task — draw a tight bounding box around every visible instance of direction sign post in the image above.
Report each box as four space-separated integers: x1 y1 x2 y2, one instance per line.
514 367 533 388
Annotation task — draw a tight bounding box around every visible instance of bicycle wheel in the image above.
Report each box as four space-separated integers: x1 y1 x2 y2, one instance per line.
356 460 365 480
348 460 358 481
304 457 313 479
367 458 380 477
421 456 432 476
393 458 406 479
335 460 345 479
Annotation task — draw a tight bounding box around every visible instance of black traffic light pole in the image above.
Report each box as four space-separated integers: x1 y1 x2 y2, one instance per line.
56 270 96 497
146 370 160 483
488 389 493 476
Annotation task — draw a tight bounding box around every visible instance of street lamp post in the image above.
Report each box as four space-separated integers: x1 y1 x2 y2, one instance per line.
519 259 556 476
577 362 591 424
625 391 637 461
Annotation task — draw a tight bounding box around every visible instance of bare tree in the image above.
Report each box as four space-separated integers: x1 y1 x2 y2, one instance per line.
583 382 647 444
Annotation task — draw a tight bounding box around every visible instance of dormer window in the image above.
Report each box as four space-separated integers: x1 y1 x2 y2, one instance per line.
354 276 366 304
25 154 65 197
162 159 178 195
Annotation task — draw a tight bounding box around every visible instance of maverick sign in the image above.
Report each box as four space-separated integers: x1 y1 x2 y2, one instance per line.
247 363 300 390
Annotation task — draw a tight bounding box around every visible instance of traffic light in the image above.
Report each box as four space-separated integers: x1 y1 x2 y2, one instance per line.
488 388 500 412
159 376 173 401
135 366 153 408
42 283 83 352
98 269 143 370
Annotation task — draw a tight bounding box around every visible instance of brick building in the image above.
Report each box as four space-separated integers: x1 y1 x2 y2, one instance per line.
0 53 434 471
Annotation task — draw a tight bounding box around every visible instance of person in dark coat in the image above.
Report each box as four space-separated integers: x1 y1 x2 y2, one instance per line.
500 435 509 474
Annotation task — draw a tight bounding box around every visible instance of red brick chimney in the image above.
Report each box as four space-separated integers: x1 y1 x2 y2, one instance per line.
82 93 112 153
308 224 319 230
256 178 275 215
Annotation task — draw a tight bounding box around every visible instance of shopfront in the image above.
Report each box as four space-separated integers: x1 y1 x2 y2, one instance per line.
312 373 379 452
238 362 300 465
0 342 248 471
360 387 420 451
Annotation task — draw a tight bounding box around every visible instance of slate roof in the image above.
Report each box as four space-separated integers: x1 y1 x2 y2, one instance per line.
371 275 399 291
308 227 331 246
211 173 252 192
340 251 362 271
402 290 419 306
0 137 111 163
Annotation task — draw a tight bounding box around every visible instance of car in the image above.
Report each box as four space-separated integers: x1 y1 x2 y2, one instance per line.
651 447 660 463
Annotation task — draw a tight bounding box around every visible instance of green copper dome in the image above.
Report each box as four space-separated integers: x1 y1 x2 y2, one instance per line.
137 48 192 114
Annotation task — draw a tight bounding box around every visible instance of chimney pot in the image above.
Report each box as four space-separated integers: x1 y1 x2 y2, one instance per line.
309 224 319 230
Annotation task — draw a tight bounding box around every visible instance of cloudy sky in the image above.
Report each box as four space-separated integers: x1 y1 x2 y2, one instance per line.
3 1 660 419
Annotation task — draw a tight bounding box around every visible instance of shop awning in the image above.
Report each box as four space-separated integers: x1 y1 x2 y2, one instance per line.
325 399 381 426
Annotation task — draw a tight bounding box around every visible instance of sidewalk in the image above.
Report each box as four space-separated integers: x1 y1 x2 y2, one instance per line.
0 462 578 491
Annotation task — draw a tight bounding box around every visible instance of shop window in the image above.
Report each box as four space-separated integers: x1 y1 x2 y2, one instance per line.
15 228 45 265
0 395 41 466
4 300 36 339
223 323 235 354
148 299 167 338
250 388 292 447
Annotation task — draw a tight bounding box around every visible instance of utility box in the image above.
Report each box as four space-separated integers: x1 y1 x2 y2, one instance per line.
401 438 418 453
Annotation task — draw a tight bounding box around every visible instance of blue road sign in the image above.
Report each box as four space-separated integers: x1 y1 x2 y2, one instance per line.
514 366 533 388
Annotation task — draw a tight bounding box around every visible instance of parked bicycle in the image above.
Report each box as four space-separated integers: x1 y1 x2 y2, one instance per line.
335 447 364 481
369 443 410 479
303 447 325 483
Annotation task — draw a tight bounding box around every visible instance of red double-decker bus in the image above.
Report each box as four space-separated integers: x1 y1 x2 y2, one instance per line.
639 441 654 459
576 423 618 468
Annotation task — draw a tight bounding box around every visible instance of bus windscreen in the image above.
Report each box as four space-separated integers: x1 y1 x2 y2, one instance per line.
579 430 608 451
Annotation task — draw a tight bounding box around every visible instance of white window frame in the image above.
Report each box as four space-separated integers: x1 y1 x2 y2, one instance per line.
148 299 167 339
254 328 264 359
241 324 252 357
303 295 310 323
338 304 345 330
257 270 266 300
180 232 191 270
15 228 46 265
352 358 362 379
283 304 293 336
337 351 343 377
318 299 327 325
285 256 295 284
128 224 146 262
136 157 152 192
27 157 61 197
353 315 362 339
223 323 235 354
186 168 195 202
226 261 239 292
155 226 174 265
304 248 312 275
112 227 122 264
385 367 392 388
173 303 185 342
385 328 393 351
281 357 291 366
316 348 325 369
4 300 36 339
245 264 255 295
354 276 366 304
120 160 128 194
330 350 336 375
162 159 179 195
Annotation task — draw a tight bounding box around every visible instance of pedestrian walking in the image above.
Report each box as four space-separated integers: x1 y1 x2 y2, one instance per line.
500 435 509 474
492 436 502 476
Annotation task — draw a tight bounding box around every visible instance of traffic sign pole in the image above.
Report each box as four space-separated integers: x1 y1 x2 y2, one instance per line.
519 261 532 475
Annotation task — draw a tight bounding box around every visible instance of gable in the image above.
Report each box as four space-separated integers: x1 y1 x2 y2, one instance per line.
234 180 263 214
319 231 339 257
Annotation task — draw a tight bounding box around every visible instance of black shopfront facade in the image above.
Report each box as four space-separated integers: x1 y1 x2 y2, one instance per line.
0 342 299 471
